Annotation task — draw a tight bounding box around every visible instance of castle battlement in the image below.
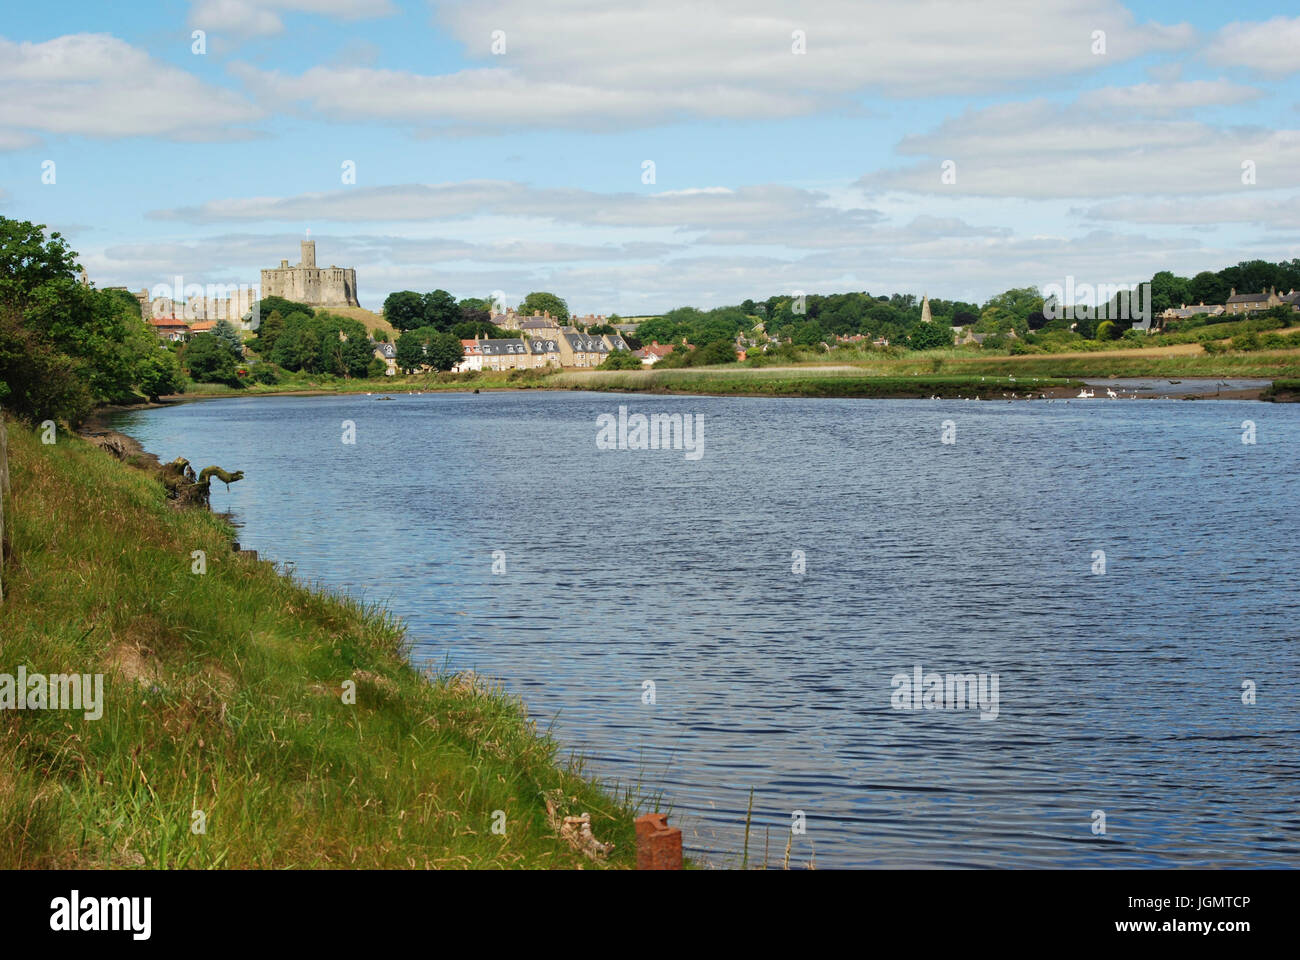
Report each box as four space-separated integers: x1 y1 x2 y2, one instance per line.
260 240 360 308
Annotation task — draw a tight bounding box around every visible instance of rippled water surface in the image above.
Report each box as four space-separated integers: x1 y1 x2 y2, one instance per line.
112 391 1300 868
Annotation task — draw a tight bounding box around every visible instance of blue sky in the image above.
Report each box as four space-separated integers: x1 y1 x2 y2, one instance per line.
2 0 1299 314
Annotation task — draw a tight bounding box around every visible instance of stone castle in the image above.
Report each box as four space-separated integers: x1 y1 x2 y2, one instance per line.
260 240 360 308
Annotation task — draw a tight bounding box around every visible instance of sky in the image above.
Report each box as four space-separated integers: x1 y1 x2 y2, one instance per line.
1 0 1299 315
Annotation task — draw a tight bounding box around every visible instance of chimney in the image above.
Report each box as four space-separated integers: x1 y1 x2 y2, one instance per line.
1230 287 1236 298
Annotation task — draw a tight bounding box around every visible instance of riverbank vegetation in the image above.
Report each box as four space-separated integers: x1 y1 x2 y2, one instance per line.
0 421 637 867
0 218 183 423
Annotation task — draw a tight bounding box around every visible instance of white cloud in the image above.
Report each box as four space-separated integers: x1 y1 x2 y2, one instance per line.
189 0 397 37
0 34 262 143
1084 194 1300 229
1076 79 1262 116
227 0 1192 131
1205 17 1300 77
146 181 886 241
860 96 1300 198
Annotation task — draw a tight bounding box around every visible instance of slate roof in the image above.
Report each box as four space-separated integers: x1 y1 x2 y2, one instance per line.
1166 305 1224 319
564 333 611 353
1226 291 1269 304
478 338 528 355
528 338 560 354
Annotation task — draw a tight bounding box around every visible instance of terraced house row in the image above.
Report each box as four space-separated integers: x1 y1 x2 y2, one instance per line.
453 330 631 372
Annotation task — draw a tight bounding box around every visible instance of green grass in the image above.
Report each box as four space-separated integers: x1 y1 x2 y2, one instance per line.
0 421 639 868
551 367 1080 398
1261 379 1300 402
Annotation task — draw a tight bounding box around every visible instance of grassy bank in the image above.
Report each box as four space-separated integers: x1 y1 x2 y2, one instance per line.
0 421 636 868
1261 378 1300 402
552 368 1081 398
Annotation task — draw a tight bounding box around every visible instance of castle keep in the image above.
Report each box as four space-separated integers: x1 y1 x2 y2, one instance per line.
260 240 360 308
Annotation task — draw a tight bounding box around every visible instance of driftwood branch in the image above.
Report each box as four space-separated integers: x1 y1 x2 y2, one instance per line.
160 457 244 507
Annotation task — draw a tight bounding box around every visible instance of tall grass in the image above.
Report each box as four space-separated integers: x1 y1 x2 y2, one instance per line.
0 421 638 868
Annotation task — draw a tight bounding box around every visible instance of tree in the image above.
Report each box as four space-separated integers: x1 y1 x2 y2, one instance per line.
395 329 427 373
1189 271 1228 305
1149 271 1191 315
184 334 240 385
0 219 80 310
254 309 285 353
599 349 642 370
1 218 195 420
383 291 426 331
452 319 501 339
791 321 825 346
341 335 374 378
425 331 464 371
213 318 243 358
907 322 953 350
136 350 183 400
421 289 460 331
520 291 569 322
254 296 315 324
693 340 738 365
1095 320 1120 341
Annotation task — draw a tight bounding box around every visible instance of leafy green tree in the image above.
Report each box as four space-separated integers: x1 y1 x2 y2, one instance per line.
428 331 464 371
452 319 501 339
598 349 642 370
395 329 427 373
1149 271 1191 315
270 312 321 372
0 304 93 422
907 322 953 350
184 334 240 385
421 290 460 331
792 321 825 346
136 346 183 400
1189 271 1228 305
0 219 80 310
520 291 569 322
253 309 285 353
213 318 243 358
341 334 375 378
692 340 738 365
255 296 315 322
383 291 426 331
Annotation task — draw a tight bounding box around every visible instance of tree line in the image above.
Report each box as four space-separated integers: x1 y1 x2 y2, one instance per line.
1 218 183 423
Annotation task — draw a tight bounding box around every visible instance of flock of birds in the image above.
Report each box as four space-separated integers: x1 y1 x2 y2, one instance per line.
921 376 1169 402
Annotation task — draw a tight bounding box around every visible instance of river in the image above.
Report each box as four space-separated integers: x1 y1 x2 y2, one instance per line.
110 391 1300 868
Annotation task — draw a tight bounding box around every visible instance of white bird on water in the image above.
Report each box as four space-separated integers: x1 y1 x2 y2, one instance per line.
1106 388 1118 398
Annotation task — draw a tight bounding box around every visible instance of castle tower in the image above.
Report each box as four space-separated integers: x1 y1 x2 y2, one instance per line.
921 294 932 323
300 240 316 268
